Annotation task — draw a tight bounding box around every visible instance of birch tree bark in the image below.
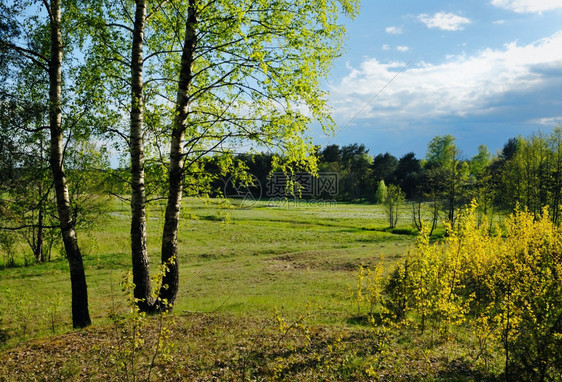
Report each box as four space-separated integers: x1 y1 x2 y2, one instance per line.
47 0 91 328
129 0 154 311
158 0 197 307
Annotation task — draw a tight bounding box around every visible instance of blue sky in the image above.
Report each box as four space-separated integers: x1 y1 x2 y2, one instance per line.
316 0 562 159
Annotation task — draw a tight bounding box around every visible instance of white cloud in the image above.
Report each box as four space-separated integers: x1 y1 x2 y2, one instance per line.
382 45 409 52
331 31 562 123
418 12 471 31
491 0 562 14
529 116 562 125
385 26 403 35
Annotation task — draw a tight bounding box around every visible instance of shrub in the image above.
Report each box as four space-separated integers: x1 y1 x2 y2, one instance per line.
381 202 562 378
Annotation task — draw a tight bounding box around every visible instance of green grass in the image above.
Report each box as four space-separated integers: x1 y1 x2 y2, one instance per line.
0 198 416 340
5 197 501 381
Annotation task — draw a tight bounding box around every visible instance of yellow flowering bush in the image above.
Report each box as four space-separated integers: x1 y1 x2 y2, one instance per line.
381 202 562 379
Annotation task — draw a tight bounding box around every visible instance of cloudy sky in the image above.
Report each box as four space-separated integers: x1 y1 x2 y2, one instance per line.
318 0 562 159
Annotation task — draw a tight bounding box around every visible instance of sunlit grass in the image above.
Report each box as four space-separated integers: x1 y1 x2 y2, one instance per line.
0 197 420 346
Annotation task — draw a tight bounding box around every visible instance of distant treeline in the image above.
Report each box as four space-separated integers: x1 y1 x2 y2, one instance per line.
216 128 561 224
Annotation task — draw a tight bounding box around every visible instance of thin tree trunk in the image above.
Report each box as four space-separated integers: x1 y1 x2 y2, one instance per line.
130 0 153 312
448 167 455 223
36 206 44 263
431 196 438 235
47 0 91 328
552 138 561 224
158 0 197 309
36 136 45 263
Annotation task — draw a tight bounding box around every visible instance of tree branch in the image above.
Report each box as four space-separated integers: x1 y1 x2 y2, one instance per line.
118 0 134 24
109 192 131 202
41 0 54 23
106 22 134 33
0 223 60 231
146 0 171 21
143 49 183 64
107 128 131 147
5 43 49 72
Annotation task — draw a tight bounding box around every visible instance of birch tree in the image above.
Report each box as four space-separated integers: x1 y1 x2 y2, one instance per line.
86 0 359 312
0 0 93 328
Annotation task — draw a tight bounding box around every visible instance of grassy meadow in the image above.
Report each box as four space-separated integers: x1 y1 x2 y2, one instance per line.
1 198 417 335
0 198 519 381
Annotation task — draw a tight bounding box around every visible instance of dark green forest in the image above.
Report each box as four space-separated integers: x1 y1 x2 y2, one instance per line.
217 129 561 225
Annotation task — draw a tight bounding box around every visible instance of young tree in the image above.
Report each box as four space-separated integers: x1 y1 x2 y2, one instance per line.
0 129 58 263
500 134 545 218
487 137 521 211
425 135 467 223
375 180 387 204
469 144 491 179
418 169 441 235
385 184 405 229
466 144 494 221
426 135 457 167
498 130 562 222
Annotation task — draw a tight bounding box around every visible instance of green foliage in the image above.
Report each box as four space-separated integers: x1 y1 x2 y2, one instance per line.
1 289 38 339
84 0 360 185
371 153 398 185
497 128 562 224
381 202 562 379
384 184 405 229
0 137 112 265
0 230 17 268
0 1 112 270
326 144 375 201
346 261 384 319
426 134 458 168
470 144 491 178
45 294 64 335
374 180 387 204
